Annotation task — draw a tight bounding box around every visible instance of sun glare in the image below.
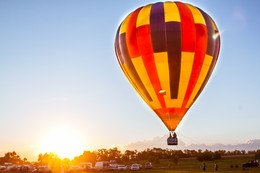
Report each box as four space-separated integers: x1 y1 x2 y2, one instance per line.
41 126 84 160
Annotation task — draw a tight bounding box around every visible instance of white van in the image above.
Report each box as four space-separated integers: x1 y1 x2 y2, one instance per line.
94 161 110 171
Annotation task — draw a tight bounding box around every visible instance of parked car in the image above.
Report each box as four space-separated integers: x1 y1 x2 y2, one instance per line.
95 161 110 171
131 164 140 171
80 162 93 170
125 165 131 170
0 166 6 172
38 166 51 173
145 162 152 169
6 166 17 172
109 164 118 171
32 168 38 173
242 160 259 168
68 166 83 173
117 165 126 171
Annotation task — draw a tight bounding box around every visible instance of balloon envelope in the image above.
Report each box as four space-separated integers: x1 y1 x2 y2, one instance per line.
115 1 220 131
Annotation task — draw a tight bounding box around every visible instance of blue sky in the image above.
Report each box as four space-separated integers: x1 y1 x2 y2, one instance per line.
1 0 260 160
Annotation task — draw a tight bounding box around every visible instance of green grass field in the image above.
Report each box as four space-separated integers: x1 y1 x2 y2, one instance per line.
88 156 260 173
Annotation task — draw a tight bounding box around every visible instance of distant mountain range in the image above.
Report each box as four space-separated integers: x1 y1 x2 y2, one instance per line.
124 135 260 151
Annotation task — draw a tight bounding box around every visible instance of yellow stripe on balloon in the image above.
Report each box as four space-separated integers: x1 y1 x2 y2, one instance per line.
120 13 132 34
164 2 181 22
186 54 213 108
153 52 173 107
178 52 195 105
154 52 194 108
132 56 161 109
136 5 152 28
186 4 206 25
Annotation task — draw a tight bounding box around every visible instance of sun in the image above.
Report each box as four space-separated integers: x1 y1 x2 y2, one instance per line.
41 126 84 160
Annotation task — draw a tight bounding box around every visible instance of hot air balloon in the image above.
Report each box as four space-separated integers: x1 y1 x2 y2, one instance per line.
114 1 220 145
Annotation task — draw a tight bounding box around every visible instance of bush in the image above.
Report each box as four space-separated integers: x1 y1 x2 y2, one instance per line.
255 150 260 159
196 150 213 161
213 151 222 160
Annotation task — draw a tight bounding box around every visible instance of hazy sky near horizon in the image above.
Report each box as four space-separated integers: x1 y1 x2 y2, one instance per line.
1 0 260 161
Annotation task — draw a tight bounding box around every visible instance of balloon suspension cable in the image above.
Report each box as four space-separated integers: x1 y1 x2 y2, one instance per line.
169 131 175 136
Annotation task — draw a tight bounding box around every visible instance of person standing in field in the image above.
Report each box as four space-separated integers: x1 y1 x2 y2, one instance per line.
203 163 206 171
214 162 218 171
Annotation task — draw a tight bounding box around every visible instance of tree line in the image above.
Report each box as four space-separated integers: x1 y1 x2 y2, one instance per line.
70 148 260 164
0 151 29 164
1 149 260 166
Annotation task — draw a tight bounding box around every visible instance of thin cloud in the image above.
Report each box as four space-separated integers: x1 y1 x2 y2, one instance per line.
225 5 247 32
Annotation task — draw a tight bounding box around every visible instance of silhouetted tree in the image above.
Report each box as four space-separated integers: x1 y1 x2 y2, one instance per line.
71 151 97 165
38 152 62 173
255 150 260 159
213 151 221 160
62 158 70 172
96 149 109 161
241 150 246 155
108 147 121 162
0 151 24 164
196 150 214 161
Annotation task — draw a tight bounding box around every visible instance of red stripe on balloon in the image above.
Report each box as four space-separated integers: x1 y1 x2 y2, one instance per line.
193 10 219 101
175 2 196 52
182 24 208 108
126 8 142 58
136 25 166 109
